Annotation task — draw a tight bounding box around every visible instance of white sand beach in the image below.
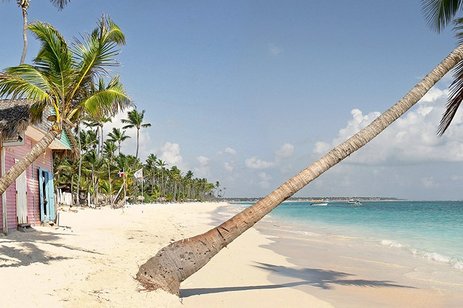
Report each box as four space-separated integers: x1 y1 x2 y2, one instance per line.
0 202 329 307
0 202 461 307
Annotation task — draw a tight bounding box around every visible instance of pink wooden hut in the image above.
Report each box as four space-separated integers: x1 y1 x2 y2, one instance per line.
0 99 71 234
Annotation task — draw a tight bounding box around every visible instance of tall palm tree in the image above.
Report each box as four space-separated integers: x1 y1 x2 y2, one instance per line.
423 0 463 134
76 129 97 204
83 116 111 157
0 16 130 195
121 109 151 159
12 0 70 64
157 159 167 198
108 127 130 155
102 140 117 205
136 45 463 294
145 154 158 194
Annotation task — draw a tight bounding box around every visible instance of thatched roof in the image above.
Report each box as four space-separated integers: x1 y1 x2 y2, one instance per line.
0 99 32 139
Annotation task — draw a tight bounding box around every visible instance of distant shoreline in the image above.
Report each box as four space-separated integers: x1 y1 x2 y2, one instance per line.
226 197 404 203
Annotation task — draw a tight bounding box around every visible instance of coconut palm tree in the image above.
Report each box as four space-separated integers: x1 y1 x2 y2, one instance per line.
11 0 70 64
121 109 151 159
136 45 463 294
83 116 111 157
108 127 130 155
0 16 130 195
423 0 463 134
102 139 117 205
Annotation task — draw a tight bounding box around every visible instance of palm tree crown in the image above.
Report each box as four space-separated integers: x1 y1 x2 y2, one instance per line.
0 16 131 195
108 127 131 155
423 0 463 134
121 109 151 158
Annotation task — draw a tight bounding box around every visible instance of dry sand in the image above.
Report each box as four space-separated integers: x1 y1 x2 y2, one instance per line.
1 202 460 307
0 202 330 308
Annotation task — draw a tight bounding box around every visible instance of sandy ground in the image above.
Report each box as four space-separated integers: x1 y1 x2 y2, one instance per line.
1 202 460 307
0 202 330 308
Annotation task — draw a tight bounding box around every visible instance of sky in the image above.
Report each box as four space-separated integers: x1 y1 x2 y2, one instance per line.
1 1 462 200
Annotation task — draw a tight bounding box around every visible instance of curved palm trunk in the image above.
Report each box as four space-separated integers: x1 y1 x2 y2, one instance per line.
136 45 463 295
0 129 59 195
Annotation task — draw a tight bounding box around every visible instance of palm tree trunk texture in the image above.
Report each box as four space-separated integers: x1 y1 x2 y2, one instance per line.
136 128 139 159
20 5 28 64
0 129 59 195
136 45 463 295
63 125 80 158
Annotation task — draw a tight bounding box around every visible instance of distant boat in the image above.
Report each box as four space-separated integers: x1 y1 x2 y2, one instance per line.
311 202 328 206
348 199 362 205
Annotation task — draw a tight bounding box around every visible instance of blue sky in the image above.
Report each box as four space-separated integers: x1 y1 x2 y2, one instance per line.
1 1 463 200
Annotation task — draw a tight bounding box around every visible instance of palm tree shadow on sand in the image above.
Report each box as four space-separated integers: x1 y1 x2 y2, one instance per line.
0 229 101 268
180 262 414 298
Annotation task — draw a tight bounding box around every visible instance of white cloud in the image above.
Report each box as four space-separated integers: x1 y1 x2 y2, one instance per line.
194 155 210 177
224 147 237 155
158 142 183 166
275 143 294 159
313 87 463 165
197 155 210 166
224 162 234 172
245 157 275 169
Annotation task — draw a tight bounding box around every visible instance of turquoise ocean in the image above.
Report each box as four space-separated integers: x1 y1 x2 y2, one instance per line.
234 201 463 271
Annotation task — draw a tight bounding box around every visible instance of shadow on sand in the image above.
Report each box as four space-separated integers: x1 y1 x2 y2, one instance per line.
0 229 100 268
180 262 414 298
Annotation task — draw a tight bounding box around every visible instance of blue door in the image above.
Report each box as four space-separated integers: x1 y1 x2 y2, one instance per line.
38 168 55 222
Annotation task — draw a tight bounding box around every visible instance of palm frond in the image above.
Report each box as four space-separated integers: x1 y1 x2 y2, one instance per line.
438 60 463 134
438 17 463 134
49 0 70 10
28 22 73 97
423 0 462 32
80 77 131 119
0 67 50 101
71 16 126 98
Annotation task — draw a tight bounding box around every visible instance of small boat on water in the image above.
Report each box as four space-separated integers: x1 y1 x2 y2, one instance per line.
348 199 362 205
311 202 328 206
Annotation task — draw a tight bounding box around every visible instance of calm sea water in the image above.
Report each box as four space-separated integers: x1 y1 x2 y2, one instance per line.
234 201 463 270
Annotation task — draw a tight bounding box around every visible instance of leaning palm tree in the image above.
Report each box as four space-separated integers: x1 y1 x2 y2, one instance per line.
136 46 463 294
0 16 130 195
121 109 151 159
423 0 463 134
107 127 130 155
11 0 70 64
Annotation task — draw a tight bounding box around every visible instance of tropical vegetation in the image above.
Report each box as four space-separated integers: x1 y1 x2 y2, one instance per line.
54 116 217 206
0 16 130 195
122 109 151 158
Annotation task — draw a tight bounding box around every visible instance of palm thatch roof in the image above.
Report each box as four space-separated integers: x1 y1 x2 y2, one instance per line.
0 99 32 140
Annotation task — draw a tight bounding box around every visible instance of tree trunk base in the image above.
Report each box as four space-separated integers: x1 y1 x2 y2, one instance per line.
136 247 182 295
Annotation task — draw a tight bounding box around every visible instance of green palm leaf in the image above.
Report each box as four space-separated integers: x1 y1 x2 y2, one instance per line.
0 66 50 101
423 0 462 31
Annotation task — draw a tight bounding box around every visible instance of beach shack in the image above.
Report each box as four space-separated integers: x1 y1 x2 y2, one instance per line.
0 99 71 234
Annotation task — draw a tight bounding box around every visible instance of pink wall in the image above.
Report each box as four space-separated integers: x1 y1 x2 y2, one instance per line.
0 135 53 230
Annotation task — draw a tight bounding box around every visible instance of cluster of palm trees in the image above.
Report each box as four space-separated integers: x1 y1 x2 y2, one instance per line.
54 114 217 206
0 15 218 202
